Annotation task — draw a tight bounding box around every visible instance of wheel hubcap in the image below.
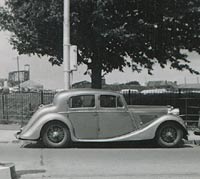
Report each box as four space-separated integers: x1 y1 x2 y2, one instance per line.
47 126 65 143
161 126 177 143
52 131 59 138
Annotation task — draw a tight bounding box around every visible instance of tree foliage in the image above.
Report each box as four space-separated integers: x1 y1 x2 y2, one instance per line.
0 0 200 88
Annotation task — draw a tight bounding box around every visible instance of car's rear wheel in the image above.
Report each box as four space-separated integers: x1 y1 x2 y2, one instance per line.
42 122 70 148
156 123 183 148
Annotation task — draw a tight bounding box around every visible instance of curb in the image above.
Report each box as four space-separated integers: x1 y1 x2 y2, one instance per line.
185 140 200 145
0 163 16 179
0 130 20 144
0 140 21 144
0 140 20 144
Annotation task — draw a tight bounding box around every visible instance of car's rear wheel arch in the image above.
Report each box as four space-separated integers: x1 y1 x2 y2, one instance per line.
40 120 70 137
40 120 71 148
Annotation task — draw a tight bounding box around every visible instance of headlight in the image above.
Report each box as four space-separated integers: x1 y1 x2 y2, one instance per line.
39 104 44 108
168 108 180 115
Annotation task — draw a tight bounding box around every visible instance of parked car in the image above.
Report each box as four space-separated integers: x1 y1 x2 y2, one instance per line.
193 117 200 136
16 89 188 148
120 89 139 94
141 88 170 94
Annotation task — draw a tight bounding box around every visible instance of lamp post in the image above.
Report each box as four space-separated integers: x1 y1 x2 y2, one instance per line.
63 0 71 90
16 56 20 91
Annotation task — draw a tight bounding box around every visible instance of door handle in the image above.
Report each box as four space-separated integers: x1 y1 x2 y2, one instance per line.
93 112 98 116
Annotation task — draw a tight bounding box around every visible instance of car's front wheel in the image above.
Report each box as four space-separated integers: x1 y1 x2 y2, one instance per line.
156 123 183 148
42 122 70 148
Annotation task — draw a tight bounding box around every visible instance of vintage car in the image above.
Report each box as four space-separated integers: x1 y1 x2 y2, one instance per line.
16 89 188 148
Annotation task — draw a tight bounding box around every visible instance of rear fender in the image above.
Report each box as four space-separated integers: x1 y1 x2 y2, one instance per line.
20 113 74 140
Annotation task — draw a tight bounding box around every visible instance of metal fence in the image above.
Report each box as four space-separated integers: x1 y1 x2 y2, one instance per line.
0 91 55 123
123 89 200 126
0 89 200 126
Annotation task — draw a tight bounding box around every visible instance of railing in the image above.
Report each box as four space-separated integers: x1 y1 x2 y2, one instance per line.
0 89 200 127
122 89 200 127
0 91 56 124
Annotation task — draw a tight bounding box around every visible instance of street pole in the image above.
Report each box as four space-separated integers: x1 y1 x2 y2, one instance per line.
17 56 20 92
63 0 71 90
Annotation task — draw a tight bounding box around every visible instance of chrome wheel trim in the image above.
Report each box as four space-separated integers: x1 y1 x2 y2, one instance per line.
47 125 65 143
160 126 177 143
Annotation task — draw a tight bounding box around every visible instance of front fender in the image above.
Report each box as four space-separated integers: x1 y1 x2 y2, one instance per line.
130 114 187 141
19 113 74 141
113 114 187 142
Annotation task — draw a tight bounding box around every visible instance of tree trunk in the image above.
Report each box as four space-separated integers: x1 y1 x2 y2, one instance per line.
91 62 102 89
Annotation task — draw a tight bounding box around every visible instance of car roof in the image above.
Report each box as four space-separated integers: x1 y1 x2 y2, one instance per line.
56 88 121 96
53 88 122 104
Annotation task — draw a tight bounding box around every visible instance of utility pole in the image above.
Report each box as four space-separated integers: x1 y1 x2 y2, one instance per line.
17 56 20 91
63 0 71 90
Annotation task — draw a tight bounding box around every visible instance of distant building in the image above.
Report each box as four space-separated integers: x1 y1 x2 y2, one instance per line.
147 80 177 90
8 70 30 87
20 80 43 92
72 81 91 88
72 78 106 88
178 83 200 90
0 78 7 87
125 81 140 86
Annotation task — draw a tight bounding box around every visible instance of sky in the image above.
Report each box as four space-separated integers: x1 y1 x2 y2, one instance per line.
0 1 200 89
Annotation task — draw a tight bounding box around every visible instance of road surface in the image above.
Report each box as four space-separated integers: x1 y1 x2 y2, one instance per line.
0 142 200 179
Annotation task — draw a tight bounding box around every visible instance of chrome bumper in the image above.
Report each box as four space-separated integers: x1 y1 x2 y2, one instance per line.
15 129 22 139
194 128 200 136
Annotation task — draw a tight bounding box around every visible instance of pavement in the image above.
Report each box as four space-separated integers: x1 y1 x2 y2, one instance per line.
0 124 200 145
188 130 200 145
0 124 21 144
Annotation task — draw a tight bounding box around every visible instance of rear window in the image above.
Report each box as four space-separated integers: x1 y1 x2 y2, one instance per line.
100 95 123 108
69 95 95 108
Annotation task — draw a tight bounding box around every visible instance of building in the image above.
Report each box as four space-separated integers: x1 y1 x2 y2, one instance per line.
178 83 200 90
146 80 177 90
20 80 43 92
8 70 30 87
72 81 91 88
0 78 7 87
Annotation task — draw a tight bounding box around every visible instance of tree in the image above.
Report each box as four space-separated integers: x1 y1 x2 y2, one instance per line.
0 0 200 89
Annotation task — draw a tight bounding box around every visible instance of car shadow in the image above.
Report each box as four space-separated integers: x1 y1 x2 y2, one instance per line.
23 140 193 149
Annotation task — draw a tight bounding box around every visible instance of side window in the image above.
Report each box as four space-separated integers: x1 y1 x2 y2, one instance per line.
117 96 123 107
100 95 116 108
69 95 95 108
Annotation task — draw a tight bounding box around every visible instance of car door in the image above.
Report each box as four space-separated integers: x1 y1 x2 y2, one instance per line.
98 95 136 139
67 94 98 139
